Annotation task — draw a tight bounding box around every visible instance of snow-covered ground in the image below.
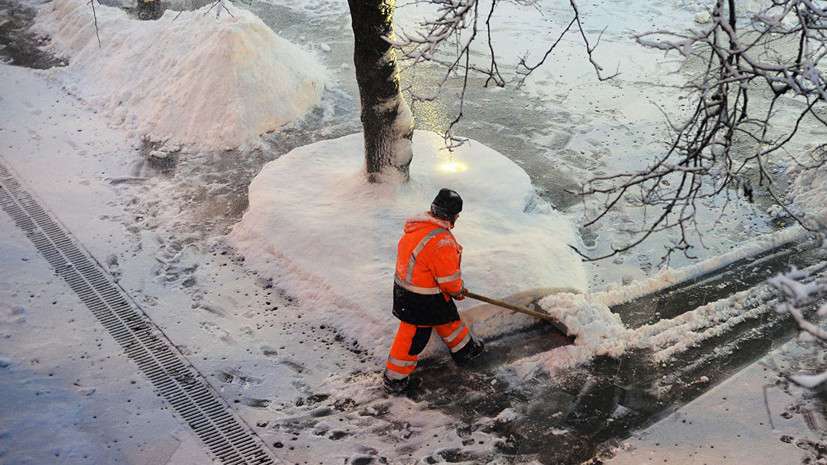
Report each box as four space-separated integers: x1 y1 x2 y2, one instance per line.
606 340 827 465
1 0 825 463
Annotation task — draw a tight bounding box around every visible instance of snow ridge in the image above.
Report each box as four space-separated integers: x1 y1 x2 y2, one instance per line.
590 225 808 307
531 227 812 374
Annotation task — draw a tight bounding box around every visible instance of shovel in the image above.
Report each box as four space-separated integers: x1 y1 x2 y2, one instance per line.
462 289 570 337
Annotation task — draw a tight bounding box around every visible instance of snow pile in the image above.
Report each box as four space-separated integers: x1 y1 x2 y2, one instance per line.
508 292 628 378
530 243 803 373
33 0 327 152
459 287 581 340
229 130 588 352
524 288 768 375
542 293 627 358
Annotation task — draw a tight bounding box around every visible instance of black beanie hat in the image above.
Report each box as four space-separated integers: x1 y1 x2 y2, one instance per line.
430 188 463 220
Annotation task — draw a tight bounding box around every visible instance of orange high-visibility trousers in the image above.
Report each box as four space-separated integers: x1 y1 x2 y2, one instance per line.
384 319 471 381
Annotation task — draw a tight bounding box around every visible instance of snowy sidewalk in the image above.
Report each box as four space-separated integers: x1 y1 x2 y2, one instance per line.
606 351 823 464
0 62 217 464
0 209 215 464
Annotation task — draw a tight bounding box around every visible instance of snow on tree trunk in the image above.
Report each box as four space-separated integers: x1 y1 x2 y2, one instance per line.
348 0 414 183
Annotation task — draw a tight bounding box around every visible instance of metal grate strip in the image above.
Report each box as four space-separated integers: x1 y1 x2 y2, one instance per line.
0 160 278 465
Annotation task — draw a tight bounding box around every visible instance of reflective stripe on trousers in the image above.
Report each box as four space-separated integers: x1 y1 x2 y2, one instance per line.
384 320 473 380
385 322 428 380
435 320 470 353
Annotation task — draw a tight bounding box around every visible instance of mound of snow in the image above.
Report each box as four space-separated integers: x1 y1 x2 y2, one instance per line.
229 130 587 353
33 0 327 151
509 292 627 379
529 229 808 375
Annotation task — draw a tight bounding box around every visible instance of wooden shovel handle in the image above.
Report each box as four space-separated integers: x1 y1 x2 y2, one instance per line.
462 290 549 319
461 290 570 337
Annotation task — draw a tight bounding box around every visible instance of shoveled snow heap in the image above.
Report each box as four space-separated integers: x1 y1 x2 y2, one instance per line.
522 277 784 378
526 223 812 377
33 0 327 152
229 130 588 353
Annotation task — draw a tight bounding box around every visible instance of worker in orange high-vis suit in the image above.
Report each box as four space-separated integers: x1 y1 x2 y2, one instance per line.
383 188 485 394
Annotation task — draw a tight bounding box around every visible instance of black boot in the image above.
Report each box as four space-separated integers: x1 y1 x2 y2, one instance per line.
383 373 421 394
452 338 484 366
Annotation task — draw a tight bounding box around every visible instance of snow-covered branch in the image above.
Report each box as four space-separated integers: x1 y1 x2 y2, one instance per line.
768 258 827 388
576 0 827 262
392 0 611 147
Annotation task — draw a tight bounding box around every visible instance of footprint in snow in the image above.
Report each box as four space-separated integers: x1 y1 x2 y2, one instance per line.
200 321 233 344
260 345 279 358
215 369 263 387
237 397 272 408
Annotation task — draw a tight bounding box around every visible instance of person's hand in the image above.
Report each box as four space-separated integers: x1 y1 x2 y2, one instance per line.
454 288 467 300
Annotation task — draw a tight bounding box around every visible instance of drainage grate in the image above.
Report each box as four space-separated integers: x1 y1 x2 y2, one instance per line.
0 160 278 465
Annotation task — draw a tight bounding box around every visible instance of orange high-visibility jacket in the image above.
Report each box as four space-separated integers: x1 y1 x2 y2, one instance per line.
394 212 463 300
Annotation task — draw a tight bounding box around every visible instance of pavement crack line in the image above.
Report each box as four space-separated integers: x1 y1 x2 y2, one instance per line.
0 158 279 465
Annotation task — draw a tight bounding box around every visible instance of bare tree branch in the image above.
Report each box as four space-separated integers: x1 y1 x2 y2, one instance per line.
391 0 613 147
768 259 827 388
576 0 827 262
89 0 101 47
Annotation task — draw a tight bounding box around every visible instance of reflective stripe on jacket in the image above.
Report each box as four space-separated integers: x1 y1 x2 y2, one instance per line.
394 212 463 300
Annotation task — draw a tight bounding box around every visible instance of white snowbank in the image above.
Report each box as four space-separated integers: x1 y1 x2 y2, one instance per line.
591 225 808 307
33 0 327 152
528 227 810 375
229 130 588 352
519 284 772 377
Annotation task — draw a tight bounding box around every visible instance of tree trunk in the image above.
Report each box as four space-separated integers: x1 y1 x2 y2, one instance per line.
348 0 414 183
